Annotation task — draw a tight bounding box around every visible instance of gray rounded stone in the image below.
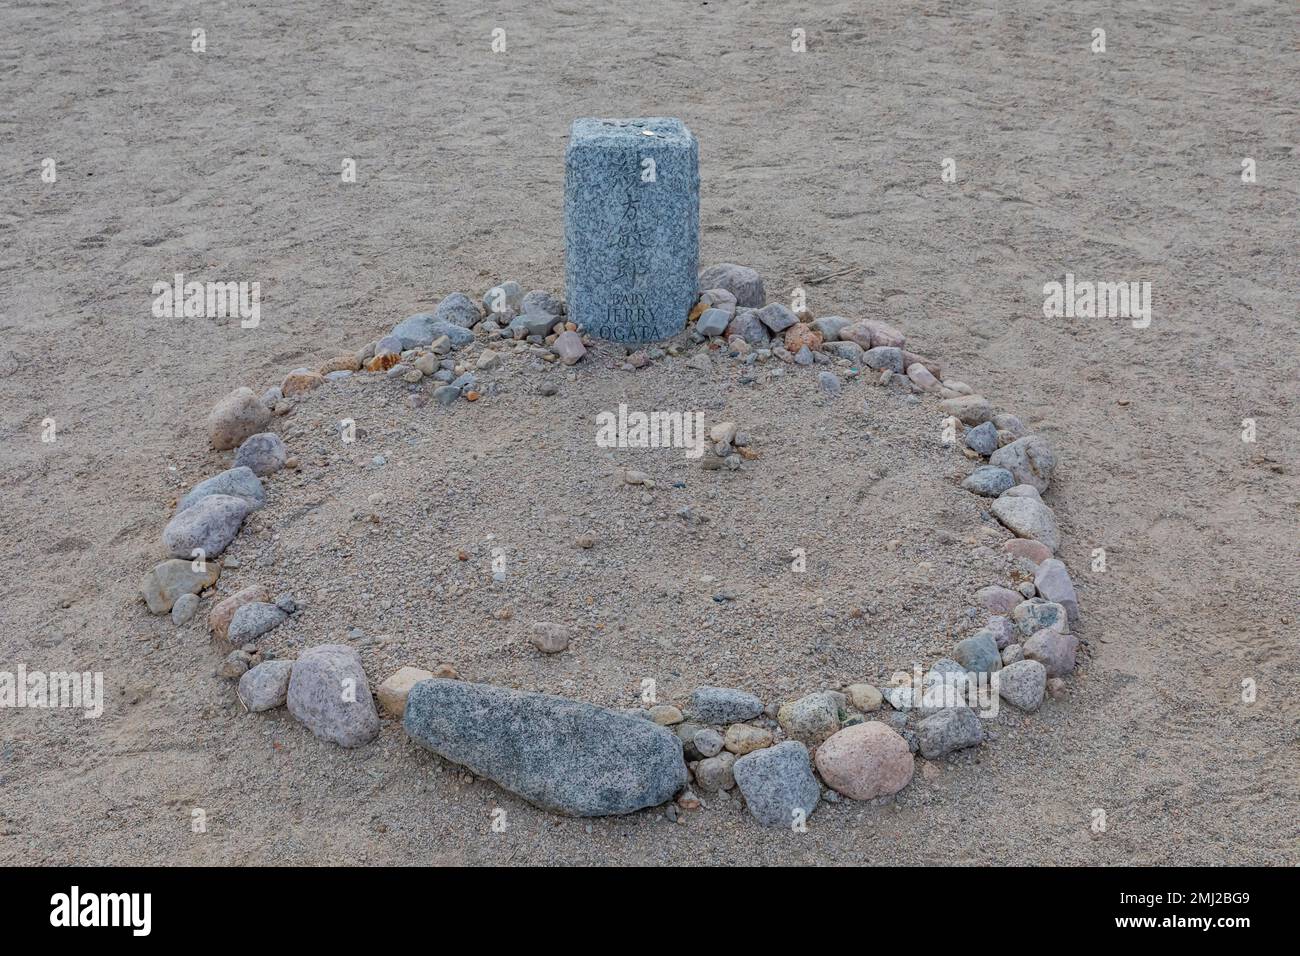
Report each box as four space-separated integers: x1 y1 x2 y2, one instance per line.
287 644 380 748
964 421 1000 456
732 740 820 827
1012 600 1068 636
233 432 287 477
756 303 797 333
696 307 730 338
227 601 288 644
996 659 1047 711
162 493 249 559
915 707 984 758
960 465 1015 497
482 280 524 317
434 292 482 329
863 346 905 373
403 679 688 816
693 727 724 758
989 435 1056 493
991 496 1061 553
689 686 763 724
238 659 293 712
170 592 200 625
953 631 1002 674
812 316 853 341
694 751 736 792
207 387 271 451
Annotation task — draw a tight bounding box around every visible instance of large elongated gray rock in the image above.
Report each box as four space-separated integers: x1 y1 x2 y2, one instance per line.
403 679 689 816
162 493 249 559
287 644 380 748
178 466 265 513
1034 558 1079 622
732 740 820 827
565 117 699 343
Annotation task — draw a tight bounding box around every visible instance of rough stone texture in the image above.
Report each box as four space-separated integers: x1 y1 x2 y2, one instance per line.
723 723 773 755
991 496 1061 553
529 621 571 653
178 466 265 513
697 263 765 308
233 432 287 477
822 340 864 363
863 346 905 373
209 584 270 642
733 740 820 827
696 307 730 337
170 592 199 625
964 421 999 456
238 659 293 712
552 330 586 365
689 686 763 724
777 691 842 745
227 601 288 644
161 493 249 559
812 316 853 341
1013 600 1069 636
1023 628 1079 677
756 303 797 333
207 387 271 450
976 585 1022 615
997 659 1047 711
961 465 1015 497
846 683 883 711
814 722 915 800
907 362 939 390
433 291 481 329
390 313 474 350
939 394 994 425
281 369 324 396
990 435 1057 493
287 644 380 748
784 323 822 353
565 118 699 342
482 280 524 317
1002 643 1026 665
1034 558 1079 622
953 630 1002 674
693 727 724 757
404 679 688 816
694 751 736 792
377 666 436 717
915 707 984 758
1003 538 1053 564
983 616 1018 650
724 309 769 346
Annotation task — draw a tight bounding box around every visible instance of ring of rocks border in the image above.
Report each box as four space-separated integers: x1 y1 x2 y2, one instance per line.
147 266 1080 827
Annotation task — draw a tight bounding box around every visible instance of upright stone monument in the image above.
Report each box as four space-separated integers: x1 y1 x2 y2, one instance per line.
564 117 699 343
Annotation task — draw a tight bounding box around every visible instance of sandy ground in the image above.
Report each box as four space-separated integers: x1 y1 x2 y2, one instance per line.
1 0 1297 865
